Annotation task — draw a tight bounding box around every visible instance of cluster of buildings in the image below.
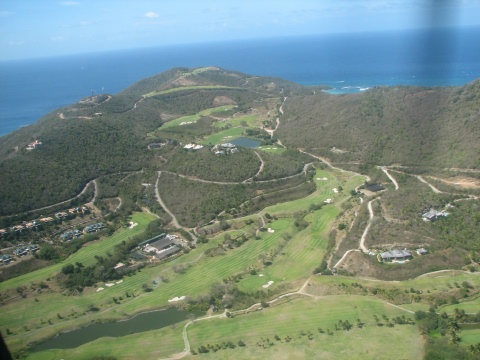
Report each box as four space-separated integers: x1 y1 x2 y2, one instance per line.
0 244 41 266
26 140 42 150
55 206 89 220
1 221 40 237
60 229 83 242
0 206 90 238
84 222 106 234
0 254 14 265
60 221 106 241
212 143 239 155
13 244 40 256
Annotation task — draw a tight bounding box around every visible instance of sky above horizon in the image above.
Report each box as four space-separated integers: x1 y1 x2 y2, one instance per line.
1 0 480 61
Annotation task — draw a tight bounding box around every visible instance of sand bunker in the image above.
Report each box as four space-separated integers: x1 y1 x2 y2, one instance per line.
262 281 274 288
96 287 104 292
129 222 138 229
168 296 186 303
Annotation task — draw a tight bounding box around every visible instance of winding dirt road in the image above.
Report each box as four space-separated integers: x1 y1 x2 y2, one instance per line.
379 166 399 190
359 199 375 253
155 171 197 242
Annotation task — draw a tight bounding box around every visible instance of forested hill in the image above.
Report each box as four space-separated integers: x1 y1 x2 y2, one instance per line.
0 67 309 216
277 79 480 169
0 66 479 217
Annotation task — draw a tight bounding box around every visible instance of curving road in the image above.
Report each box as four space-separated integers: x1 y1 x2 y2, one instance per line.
359 199 375 253
379 166 399 190
155 171 197 242
27 179 97 213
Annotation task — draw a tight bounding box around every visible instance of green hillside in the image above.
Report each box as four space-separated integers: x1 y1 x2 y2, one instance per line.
278 80 480 168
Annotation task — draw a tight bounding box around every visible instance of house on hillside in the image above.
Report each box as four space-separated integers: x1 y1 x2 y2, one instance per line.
184 143 203 150
379 249 412 262
26 140 42 150
422 209 449 222
416 248 428 255
365 184 385 192
212 143 238 155
11 225 24 233
24 221 38 229
55 212 69 219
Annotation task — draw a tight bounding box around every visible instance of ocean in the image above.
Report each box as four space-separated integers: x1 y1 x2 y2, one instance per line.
1 26 479 137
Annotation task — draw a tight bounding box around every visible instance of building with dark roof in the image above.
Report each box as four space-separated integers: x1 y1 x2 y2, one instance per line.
379 249 412 262
142 234 181 260
365 184 385 192
84 222 106 234
422 209 449 222
416 248 428 255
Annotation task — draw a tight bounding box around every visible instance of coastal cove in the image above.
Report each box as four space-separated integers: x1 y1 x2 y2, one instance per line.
33 307 201 352
1 26 480 136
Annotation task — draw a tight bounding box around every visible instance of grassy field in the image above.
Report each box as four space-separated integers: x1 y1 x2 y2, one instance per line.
26 321 186 360
258 146 286 154
187 296 423 359
308 272 480 294
200 127 245 145
143 85 239 98
460 326 480 346
161 105 235 129
265 169 363 216
213 114 259 128
441 294 480 314
118 218 293 313
237 205 339 292
0 213 157 348
4 166 459 358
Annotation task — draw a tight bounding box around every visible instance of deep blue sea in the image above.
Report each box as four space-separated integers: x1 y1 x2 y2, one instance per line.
1 26 479 137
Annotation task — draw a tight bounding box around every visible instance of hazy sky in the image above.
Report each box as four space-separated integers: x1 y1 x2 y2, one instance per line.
1 0 480 61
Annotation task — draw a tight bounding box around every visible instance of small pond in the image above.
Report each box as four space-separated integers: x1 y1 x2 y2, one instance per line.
230 137 261 148
33 308 201 351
